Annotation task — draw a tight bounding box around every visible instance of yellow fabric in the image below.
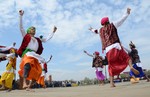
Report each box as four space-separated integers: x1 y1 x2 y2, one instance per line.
0 48 17 89
0 63 14 89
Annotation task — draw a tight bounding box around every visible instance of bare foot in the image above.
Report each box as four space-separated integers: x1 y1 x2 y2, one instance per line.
43 85 46 89
99 83 104 86
0 87 5 90
110 84 116 88
6 89 12 92
131 81 139 84
26 88 35 92
23 84 28 89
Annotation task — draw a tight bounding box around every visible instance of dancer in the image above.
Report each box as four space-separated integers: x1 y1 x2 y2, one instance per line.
17 10 57 91
84 50 105 86
37 55 52 88
89 8 139 87
0 48 17 92
125 41 150 83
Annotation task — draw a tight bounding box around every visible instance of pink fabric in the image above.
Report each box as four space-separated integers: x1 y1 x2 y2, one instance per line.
101 17 109 25
95 68 105 80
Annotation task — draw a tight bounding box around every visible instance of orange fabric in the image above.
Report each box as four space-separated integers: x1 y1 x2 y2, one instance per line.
37 76 45 86
18 55 42 81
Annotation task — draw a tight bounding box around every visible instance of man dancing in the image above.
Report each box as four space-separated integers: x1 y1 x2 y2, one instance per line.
89 8 139 87
17 10 57 91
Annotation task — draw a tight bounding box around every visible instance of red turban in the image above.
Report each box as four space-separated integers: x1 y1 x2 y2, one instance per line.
95 51 100 55
101 17 109 25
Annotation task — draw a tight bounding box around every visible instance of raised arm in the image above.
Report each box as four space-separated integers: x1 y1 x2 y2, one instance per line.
89 26 99 34
84 50 94 57
19 10 26 37
46 55 52 64
113 8 131 28
0 42 16 52
40 26 57 42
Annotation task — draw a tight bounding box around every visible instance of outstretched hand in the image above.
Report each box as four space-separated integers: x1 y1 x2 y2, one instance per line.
53 26 57 33
19 10 24 16
89 26 93 31
50 55 53 60
83 50 87 53
127 8 131 14
13 42 16 47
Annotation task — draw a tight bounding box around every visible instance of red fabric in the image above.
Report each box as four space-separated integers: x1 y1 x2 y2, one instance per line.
44 63 47 73
35 37 43 55
0 46 5 48
95 51 99 55
106 48 129 76
17 34 31 57
101 17 109 25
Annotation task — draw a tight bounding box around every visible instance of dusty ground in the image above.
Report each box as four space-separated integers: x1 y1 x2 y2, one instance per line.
0 80 150 97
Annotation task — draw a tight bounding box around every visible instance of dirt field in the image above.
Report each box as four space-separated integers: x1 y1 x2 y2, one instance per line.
0 80 150 97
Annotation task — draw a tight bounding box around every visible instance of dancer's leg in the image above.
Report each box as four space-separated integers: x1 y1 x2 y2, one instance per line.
110 76 115 87
23 63 31 88
128 59 139 75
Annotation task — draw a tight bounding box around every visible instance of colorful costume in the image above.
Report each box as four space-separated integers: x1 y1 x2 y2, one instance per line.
0 49 16 89
18 20 54 81
129 44 145 78
85 51 105 81
37 63 47 86
18 34 44 80
91 12 130 76
37 56 52 87
92 54 105 80
95 68 105 81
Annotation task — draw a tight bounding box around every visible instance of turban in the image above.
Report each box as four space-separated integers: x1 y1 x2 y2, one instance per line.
26 26 36 33
101 17 109 25
95 51 100 55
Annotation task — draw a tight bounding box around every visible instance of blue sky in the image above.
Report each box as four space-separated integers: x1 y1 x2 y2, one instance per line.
0 0 150 81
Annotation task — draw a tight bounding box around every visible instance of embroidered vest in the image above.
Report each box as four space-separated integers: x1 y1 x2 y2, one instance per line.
92 56 103 68
100 23 120 50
